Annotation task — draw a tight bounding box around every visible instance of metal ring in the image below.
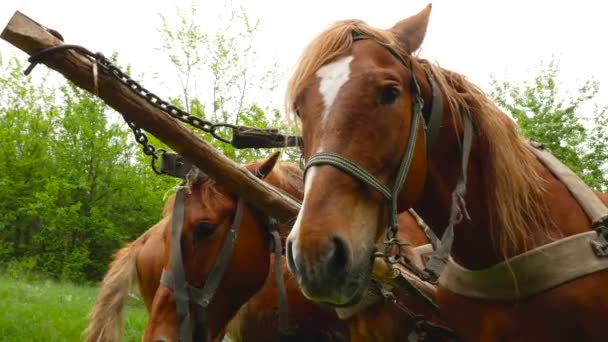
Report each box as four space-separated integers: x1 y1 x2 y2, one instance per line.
151 149 167 175
210 123 237 144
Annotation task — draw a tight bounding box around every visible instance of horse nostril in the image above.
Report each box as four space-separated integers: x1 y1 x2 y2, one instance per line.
327 235 350 275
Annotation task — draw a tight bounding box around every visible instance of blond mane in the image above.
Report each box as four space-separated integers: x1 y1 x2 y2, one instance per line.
285 19 553 257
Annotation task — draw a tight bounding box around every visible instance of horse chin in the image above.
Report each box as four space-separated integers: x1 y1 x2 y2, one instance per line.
300 254 374 308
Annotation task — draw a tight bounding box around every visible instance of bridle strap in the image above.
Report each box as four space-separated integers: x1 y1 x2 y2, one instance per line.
423 113 473 280
160 167 292 341
424 74 444 156
305 153 391 199
269 227 289 331
388 96 423 232
160 187 194 342
304 33 428 241
194 198 245 307
160 192 245 342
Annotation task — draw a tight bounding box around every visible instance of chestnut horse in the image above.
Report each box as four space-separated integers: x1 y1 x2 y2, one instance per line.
84 154 343 341
285 3 608 341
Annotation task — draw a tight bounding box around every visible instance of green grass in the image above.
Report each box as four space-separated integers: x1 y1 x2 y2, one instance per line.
0 274 147 341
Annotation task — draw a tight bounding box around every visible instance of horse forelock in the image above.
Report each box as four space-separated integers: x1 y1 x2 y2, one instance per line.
284 19 408 129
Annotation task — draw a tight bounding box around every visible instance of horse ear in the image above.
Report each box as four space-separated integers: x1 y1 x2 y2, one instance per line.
256 151 281 179
390 3 432 53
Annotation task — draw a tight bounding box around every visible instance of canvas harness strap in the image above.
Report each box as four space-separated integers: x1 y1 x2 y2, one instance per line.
158 157 288 342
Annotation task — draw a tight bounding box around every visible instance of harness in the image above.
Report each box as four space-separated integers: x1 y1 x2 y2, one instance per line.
158 154 288 342
303 31 473 281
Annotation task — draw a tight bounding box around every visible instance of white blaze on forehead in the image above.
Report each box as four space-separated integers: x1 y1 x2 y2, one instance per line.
316 55 354 115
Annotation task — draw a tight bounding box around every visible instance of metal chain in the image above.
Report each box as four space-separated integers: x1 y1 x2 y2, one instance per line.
125 120 165 175
24 43 302 175
92 51 236 143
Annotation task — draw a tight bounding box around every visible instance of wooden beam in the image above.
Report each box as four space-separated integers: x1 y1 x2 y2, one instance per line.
1 11 301 222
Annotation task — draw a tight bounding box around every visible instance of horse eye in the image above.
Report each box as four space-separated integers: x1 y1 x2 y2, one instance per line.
194 223 215 240
379 86 399 105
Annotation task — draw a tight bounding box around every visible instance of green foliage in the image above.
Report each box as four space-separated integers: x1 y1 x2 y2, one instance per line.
490 58 608 191
0 274 146 341
0 55 177 282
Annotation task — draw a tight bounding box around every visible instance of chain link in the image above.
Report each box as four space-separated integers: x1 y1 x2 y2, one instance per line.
125 120 164 175
24 43 301 175
95 55 225 137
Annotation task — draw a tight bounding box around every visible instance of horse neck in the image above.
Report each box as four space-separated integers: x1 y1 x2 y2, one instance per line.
207 289 259 341
412 108 592 269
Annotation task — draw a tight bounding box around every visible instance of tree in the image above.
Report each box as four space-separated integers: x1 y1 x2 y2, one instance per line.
0 55 177 282
156 2 299 164
489 58 608 191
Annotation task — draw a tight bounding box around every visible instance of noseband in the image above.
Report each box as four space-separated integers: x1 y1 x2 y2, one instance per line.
303 32 445 266
159 169 288 342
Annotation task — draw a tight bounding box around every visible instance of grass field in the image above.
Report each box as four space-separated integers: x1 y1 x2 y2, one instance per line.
0 275 148 341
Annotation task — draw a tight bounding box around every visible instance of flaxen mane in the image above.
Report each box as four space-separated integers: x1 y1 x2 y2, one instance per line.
285 19 553 257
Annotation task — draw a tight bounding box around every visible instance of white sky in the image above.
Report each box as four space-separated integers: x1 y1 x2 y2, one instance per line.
1 0 607 114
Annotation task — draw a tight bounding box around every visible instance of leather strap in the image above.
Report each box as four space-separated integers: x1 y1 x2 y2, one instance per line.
270 229 289 332
305 153 391 199
194 198 245 307
160 188 194 342
423 113 473 280
160 193 245 342
305 32 445 265
423 74 444 156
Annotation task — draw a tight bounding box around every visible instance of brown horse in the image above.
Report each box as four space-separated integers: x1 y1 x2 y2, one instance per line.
284 3 608 341
85 153 333 341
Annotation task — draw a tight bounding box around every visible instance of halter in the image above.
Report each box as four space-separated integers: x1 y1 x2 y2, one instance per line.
159 165 288 342
303 31 444 266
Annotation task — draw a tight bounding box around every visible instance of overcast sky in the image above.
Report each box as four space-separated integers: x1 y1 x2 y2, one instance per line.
1 0 607 114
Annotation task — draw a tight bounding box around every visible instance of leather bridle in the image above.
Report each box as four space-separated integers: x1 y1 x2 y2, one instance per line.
303 32 443 267
302 31 474 281
159 164 288 342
